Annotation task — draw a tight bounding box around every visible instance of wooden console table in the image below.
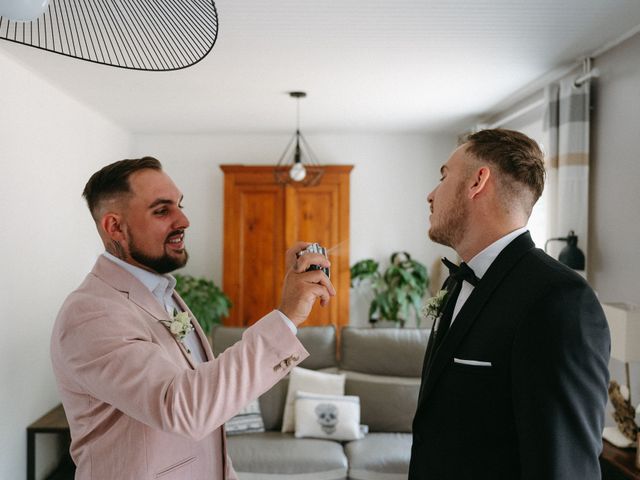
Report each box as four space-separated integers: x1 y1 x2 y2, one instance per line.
601 440 640 480
27 403 74 480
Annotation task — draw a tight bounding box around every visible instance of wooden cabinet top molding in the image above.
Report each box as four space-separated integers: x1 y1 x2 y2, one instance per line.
220 164 354 174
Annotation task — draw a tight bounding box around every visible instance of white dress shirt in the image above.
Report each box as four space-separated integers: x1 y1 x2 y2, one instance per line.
451 227 529 324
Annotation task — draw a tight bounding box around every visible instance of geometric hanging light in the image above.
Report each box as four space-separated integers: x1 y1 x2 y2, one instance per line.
0 0 218 71
274 91 324 187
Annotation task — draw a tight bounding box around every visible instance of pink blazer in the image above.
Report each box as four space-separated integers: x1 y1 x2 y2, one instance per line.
50 256 308 479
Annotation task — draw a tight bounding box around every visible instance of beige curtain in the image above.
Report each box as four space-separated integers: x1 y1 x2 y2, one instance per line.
543 74 591 272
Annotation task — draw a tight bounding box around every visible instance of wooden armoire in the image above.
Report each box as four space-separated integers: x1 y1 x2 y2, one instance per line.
220 165 352 329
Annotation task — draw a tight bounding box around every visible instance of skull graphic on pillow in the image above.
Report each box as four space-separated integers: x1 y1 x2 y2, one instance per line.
315 403 339 434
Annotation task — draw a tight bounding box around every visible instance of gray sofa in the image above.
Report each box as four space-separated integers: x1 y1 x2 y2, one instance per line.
211 325 428 480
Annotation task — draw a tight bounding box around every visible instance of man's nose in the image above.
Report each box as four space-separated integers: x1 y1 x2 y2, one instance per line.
175 209 190 229
427 189 435 204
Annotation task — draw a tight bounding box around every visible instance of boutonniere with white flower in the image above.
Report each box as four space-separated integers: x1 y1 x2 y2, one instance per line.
421 289 449 326
160 310 194 352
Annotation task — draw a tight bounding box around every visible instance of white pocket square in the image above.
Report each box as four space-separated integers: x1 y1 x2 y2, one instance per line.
454 358 492 367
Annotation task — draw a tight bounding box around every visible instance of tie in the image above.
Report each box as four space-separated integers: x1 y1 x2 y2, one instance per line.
433 258 479 348
441 257 479 288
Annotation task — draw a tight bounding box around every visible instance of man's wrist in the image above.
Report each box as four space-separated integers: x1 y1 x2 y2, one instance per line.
275 309 298 334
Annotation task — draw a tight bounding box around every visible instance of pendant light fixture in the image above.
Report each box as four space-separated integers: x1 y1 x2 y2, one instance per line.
0 0 50 22
274 91 324 187
0 0 218 71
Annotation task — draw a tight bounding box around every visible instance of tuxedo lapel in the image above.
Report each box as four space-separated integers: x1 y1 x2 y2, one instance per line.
418 232 536 408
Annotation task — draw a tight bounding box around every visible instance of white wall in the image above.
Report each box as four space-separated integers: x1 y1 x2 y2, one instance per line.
133 132 457 327
590 33 640 306
590 32 640 421
0 48 133 479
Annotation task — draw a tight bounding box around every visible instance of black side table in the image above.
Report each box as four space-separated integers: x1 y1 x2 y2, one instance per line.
26 404 75 480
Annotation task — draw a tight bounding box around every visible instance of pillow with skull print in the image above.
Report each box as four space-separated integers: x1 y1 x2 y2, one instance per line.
294 391 363 441
281 367 346 433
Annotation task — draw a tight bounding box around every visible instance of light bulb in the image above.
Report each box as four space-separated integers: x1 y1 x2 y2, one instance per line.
289 162 307 182
0 0 50 21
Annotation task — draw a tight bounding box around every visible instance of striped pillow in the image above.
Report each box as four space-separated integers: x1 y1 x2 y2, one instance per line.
225 399 265 436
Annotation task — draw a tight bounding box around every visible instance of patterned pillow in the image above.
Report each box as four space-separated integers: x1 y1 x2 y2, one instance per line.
294 391 363 442
281 367 346 433
225 399 265 436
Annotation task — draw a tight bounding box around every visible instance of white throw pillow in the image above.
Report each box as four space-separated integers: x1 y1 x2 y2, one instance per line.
224 399 265 436
281 367 346 433
294 391 363 441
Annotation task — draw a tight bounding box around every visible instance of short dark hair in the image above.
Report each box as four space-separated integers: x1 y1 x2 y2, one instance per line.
82 157 162 221
464 129 546 206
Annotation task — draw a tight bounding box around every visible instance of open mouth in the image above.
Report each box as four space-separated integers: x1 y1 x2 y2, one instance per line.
166 231 185 250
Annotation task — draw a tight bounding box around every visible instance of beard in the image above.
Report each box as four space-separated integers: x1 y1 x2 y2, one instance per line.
428 181 469 248
128 230 189 274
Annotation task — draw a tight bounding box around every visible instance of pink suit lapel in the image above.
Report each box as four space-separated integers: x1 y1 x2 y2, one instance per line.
173 292 215 362
91 256 199 369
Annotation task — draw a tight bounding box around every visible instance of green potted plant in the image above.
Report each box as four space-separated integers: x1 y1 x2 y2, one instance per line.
174 274 232 337
350 252 429 327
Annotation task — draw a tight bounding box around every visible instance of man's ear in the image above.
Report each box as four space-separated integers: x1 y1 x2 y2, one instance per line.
469 166 491 199
100 213 126 242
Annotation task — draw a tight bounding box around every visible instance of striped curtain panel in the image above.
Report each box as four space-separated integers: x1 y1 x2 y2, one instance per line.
543 75 590 272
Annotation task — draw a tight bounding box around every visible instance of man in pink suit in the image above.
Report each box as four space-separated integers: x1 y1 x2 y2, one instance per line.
50 157 335 479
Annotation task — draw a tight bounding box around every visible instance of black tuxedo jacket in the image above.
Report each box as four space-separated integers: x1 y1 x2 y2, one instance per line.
409 232 610 480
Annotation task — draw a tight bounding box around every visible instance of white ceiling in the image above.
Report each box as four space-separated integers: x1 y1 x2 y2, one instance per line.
3 0 640 134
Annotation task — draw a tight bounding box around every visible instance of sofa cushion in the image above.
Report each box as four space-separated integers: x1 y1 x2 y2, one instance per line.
211 324 337 370
340 327 428 377
282 367 346 433
227 431 348 480
259 377 289 431
210 325 243 356
225 399 265 436
260 367 342 431
345 433 412 480
342 371 419 433
294 392 363 441
297 326 338 370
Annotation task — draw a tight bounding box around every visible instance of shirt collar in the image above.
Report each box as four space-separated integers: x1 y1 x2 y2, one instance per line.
467 226 529 280
102 252 176 306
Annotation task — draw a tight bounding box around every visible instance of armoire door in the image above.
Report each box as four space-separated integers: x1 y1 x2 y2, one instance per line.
220 165 352 329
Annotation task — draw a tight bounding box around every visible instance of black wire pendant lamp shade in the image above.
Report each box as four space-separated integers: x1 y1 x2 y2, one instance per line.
275 91 324 187
0 0 218 71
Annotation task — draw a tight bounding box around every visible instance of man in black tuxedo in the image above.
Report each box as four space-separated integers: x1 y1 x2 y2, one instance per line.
409 129 610 479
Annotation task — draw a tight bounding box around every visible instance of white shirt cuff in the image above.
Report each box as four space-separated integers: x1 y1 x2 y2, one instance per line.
275 310 298 334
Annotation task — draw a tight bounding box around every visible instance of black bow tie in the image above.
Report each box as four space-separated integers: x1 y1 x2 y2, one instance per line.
441 257 480 287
